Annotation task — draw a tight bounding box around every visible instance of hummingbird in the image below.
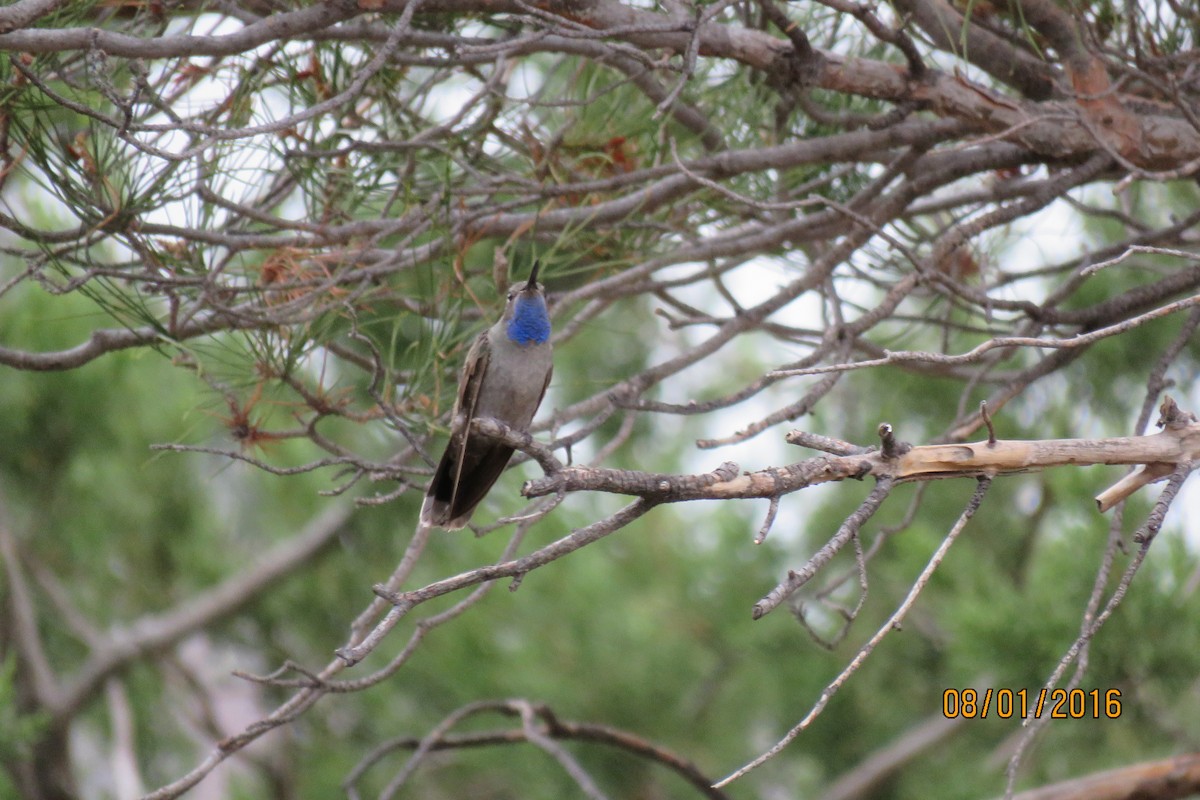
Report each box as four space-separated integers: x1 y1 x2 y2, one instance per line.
420 262 553 530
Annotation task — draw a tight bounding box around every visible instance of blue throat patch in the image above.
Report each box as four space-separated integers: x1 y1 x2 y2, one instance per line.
507 295 551 345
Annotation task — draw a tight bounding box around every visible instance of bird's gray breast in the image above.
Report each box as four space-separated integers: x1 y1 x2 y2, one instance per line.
474 334 552 428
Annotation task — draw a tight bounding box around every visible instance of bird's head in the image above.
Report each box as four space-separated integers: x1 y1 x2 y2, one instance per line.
504 261 551 346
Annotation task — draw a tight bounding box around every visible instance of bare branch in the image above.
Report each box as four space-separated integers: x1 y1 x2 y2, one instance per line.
0 0 65 34
1003 753 1200 800
715 478 992 787
51 503 351 725
526 411 1200 503
0 492 62 710
752 477 894 620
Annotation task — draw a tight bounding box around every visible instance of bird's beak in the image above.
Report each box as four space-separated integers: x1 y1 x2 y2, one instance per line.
524 260 541 291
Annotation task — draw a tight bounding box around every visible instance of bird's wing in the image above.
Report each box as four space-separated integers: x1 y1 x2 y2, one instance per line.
443 442 515 528
444 356 551 527
538 364 553 409
448 329 490 516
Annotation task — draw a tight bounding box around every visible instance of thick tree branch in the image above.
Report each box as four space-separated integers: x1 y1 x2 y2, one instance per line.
0 311 270 371
892 0 1058 99
1003 753 1200 800
0 0 360 57
0 0 65 34
523 406 1200 505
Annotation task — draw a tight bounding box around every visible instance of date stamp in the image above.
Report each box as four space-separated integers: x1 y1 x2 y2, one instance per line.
942 688 1122 719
